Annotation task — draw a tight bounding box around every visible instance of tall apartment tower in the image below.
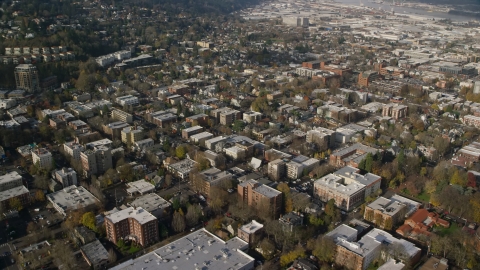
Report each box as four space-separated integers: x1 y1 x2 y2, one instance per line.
14 64 40 92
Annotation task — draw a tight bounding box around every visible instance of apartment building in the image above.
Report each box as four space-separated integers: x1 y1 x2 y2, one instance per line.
285 155 319 179
80 146 112 176
237 220 264 246
103 121 130 140
32 148 52 169
166 158 197 180
364 195 421 229
116 95 139 106
121 126 144 144
357 71 379 87
111 109 133 124
462 115 480 128
0 185 30 211
128 193 171 219
14 64 40 92
314 166 381 211
329 143 380 168
182 125 204 140
105 206 159 247
243 111 262 123
63 141 84 160
267 159 286 181
54 167 78 187
306 127 336 150
382 103 408 120
328 227 421 270
211 107 242 125
238 180 283 219
193 167 233 197
0 171 22 191
185 113 209 126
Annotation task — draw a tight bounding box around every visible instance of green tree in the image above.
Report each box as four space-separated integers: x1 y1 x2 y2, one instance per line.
365 153 373 173
81 212 96 231
232 120 246 132
312 236 336 263
397 149 405 171
325 199 336 217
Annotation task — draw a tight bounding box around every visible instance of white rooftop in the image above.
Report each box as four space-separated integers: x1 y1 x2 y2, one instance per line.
0 185 29 202
239 220 264 234
126 180 155 195
105 206 157 225
46 185 99 214
129 193 171 213
0 171 22 185
110 229 253 270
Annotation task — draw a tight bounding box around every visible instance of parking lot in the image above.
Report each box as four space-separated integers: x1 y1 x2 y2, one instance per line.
29 207 64 230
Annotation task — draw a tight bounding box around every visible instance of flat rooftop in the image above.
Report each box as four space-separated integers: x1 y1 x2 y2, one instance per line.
105 206 157 225
126 180 155 195
0 171 22 185
110 229 253 270
81 239 109 266
314 174 365 196
0 185 29 202
129 193 171 213
239 220 263 234
47 185 99 213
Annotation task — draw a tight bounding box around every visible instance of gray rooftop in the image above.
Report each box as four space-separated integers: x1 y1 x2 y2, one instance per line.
0 171 22 185
81 239 109 266
367 195 421 218
110 229 253 270
326 224 358 242
128 193 171 213
46 185 100 213
0 185 29 202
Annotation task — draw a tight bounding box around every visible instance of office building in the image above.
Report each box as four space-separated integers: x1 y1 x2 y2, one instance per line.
14 64 39 92
110 229 254 270
105 206 159 247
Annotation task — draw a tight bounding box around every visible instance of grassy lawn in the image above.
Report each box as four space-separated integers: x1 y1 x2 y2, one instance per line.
128 245 141 254
436 223 459 237
416 191 430 202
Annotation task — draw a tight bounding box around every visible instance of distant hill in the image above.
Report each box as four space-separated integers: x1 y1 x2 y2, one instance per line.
145 0 263 14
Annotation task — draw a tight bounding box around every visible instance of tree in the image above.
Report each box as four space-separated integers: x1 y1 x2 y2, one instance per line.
108 248 117 263
259 239 276 260
81 212 96 231
364 153 373 173
176 145 187 159
277 182 293 213
172 209 186 233
324 199 336 217
280 247 306 267
34 190 45 202
165 174 172 187
365 209 374 221
9 197 23 211
185 204 202 227
312 236 336 263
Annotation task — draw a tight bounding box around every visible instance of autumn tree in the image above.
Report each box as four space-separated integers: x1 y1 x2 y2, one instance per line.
172 209 186 233
185 204 202 227
312 236 336 263
34 190 45 202
81 212 96 231
9 197 23 211
259 238 276 260
108 248 118 263
277 182 293 213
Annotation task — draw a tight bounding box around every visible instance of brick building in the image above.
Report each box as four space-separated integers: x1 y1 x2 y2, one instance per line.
238 180 283 219
105 206 159 247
